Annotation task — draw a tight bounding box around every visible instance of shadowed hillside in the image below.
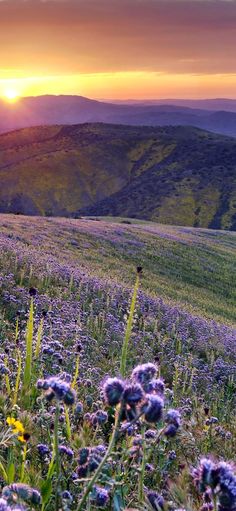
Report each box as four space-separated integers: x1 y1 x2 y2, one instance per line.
0 123 236 229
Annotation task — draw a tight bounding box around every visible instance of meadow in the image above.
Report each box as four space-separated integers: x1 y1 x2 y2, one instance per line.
0 214 235 511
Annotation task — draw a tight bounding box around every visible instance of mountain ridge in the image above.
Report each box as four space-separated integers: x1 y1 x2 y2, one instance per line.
1 95 236 137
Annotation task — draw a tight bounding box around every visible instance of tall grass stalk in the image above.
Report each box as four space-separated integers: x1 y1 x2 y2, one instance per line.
64 406 71 441
35 318 44 358
20 445 27 483
4 358 11 396
13 350 22 406
72 355 80 389
120 271 140 377
23 298 34 391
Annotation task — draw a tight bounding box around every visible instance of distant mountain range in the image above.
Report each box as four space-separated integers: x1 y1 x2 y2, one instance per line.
0 123 235 230
108 98 236 112
1 95 236 137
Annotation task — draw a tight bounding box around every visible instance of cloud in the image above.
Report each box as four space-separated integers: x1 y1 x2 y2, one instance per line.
0 0 235 76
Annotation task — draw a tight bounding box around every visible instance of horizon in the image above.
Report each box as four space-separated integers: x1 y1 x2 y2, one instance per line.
1 93 236 103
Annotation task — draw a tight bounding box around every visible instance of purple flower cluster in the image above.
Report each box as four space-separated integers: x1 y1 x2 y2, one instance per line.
194 458 236 511
103 363 181 432
37 375 76 405
77 445 106 478
2 484 41 506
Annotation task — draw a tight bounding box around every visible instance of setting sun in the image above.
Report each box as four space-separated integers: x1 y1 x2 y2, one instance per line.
3 89 20 102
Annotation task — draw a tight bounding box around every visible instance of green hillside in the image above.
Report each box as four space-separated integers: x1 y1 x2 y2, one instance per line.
0 123 236 229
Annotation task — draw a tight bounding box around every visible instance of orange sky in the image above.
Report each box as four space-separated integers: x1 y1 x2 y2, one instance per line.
0 0 236 100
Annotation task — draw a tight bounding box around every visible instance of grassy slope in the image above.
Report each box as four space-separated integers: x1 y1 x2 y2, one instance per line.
0 124 235 229
0 214 235 325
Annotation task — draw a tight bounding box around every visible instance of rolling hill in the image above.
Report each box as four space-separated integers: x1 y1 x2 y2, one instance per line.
1 95 236 137
0 123 236 230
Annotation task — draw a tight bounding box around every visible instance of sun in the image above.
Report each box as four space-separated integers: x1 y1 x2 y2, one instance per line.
3 89 20 102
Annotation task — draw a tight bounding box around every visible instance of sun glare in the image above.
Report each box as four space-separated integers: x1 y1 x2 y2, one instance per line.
3 89 20 102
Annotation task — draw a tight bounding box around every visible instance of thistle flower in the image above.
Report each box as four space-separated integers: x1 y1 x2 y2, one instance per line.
165 409 181 437
169 450 177 460
145 429 157 439
29 287 37 297
165 424 179 438
103 377 125 406
78 447 90 466
132 363 158 385
166 409 181 426
143 395 164 423
59 445 74 459
62 491 72 501
216 462 236 511
144 378 165 395
147 491 164 511
195 458 216 490
77 464 89 478
37 444 50 457
2 484 41 506
75 402 84 416
91 486 109 507
0 499 11 511
123 383 144 406
37 376 76 406
94 410 108 424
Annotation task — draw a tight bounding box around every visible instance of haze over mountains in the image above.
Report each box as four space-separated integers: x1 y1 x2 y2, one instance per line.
1 95 236 137
0 123 235 230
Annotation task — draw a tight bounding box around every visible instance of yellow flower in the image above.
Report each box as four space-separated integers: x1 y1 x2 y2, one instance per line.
6 417 16 427
12 420 25 434
17 435 26 443
7 417 25 441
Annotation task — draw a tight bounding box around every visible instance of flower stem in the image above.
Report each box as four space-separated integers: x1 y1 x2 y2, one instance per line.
138 427 146 503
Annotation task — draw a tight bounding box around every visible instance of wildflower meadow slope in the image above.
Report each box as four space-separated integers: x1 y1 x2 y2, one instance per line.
0 214 235 511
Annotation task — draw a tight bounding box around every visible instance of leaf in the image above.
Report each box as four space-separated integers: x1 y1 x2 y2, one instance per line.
41 478 52 506
113 492 125 511
7 461 15 484
0 460 8 482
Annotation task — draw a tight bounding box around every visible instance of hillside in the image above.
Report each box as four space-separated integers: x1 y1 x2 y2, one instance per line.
2 95 236 136
0 214 235 324
0 123 236 229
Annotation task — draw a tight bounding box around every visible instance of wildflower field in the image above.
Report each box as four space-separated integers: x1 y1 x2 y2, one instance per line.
0 213 235 511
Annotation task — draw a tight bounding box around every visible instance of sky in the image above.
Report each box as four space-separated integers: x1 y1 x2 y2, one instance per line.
0 0 236 100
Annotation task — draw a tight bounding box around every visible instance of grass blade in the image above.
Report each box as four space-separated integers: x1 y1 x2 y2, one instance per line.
120 270 141 377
